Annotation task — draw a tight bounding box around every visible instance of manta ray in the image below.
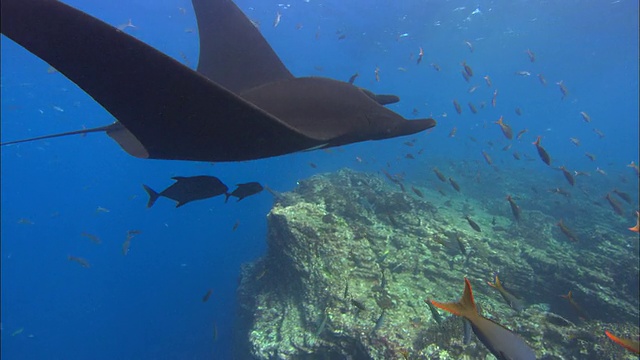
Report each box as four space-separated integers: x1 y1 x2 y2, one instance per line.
0 0 436 162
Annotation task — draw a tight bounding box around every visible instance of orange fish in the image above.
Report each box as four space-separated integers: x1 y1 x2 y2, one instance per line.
494 116 513 140
605 330 640 354
429 278 536 359
629 211 639 232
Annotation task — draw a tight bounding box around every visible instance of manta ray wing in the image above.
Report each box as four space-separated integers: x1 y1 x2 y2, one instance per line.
1 0 317 161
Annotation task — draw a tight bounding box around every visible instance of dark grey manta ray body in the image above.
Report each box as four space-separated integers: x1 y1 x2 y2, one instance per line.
0 0 436 162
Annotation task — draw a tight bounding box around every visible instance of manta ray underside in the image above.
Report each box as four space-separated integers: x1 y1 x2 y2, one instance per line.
0 0 436 162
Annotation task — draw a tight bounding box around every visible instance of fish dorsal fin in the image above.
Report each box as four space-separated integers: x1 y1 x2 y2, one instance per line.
192 0 294 93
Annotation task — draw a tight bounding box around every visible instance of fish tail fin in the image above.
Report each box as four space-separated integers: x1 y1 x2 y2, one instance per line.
532 136 541 146
494 116 503 125
224 192 231 203
560 290 572 300
142 184 159 208
487 274 502 289
430 278 477 318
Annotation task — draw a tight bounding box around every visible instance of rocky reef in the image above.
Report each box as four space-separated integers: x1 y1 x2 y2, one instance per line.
235 168 639 359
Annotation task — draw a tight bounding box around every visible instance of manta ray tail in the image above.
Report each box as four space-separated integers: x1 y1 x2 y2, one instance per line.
0 123 117 146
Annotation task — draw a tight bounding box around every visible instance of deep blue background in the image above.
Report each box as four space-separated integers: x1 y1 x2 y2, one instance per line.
1 0 638 359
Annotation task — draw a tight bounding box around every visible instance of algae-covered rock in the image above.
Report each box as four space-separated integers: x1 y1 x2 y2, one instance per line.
235 169 638 359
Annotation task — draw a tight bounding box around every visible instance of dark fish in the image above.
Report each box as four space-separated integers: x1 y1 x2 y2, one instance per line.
68 255 91 268
532 136 551 165
417 46 424 64
579 111 591 123
232 220 240 231
425 299 443 327
560 290 587 320
506 195 521 222
81 232 101 244
612 189 632 204
411 186 424 198
433 168 447 182
449 127 458 138
524 48 535 62
605 330 640 354
512 152 521 160
593 128 605 138
537 73 547 86
463 319 472 345
605 193 624 216
202 289 213 302
351 299 366 311
494 116 513 140
481 150 493 165
348 72 359 84
372 310 386 333
309 162 317 168
122 238 131 255
515 107 522 116
430 278 536 360
468 102 477 114
556 219 578 242
461 61 473 77
556 80 569 99
225 182 263 202
455 234 468 255
464 216 481 232
405 153 415 160
453 99 462 114
449 177 461 192
461 70 470 83
143 176 228 208
487 274 523 311
585 153 596 161
0 0 436 162
337 33 346 40
559 166 575 186
516 129 528 140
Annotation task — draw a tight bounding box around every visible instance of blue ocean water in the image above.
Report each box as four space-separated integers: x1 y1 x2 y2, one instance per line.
1 0 638 359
